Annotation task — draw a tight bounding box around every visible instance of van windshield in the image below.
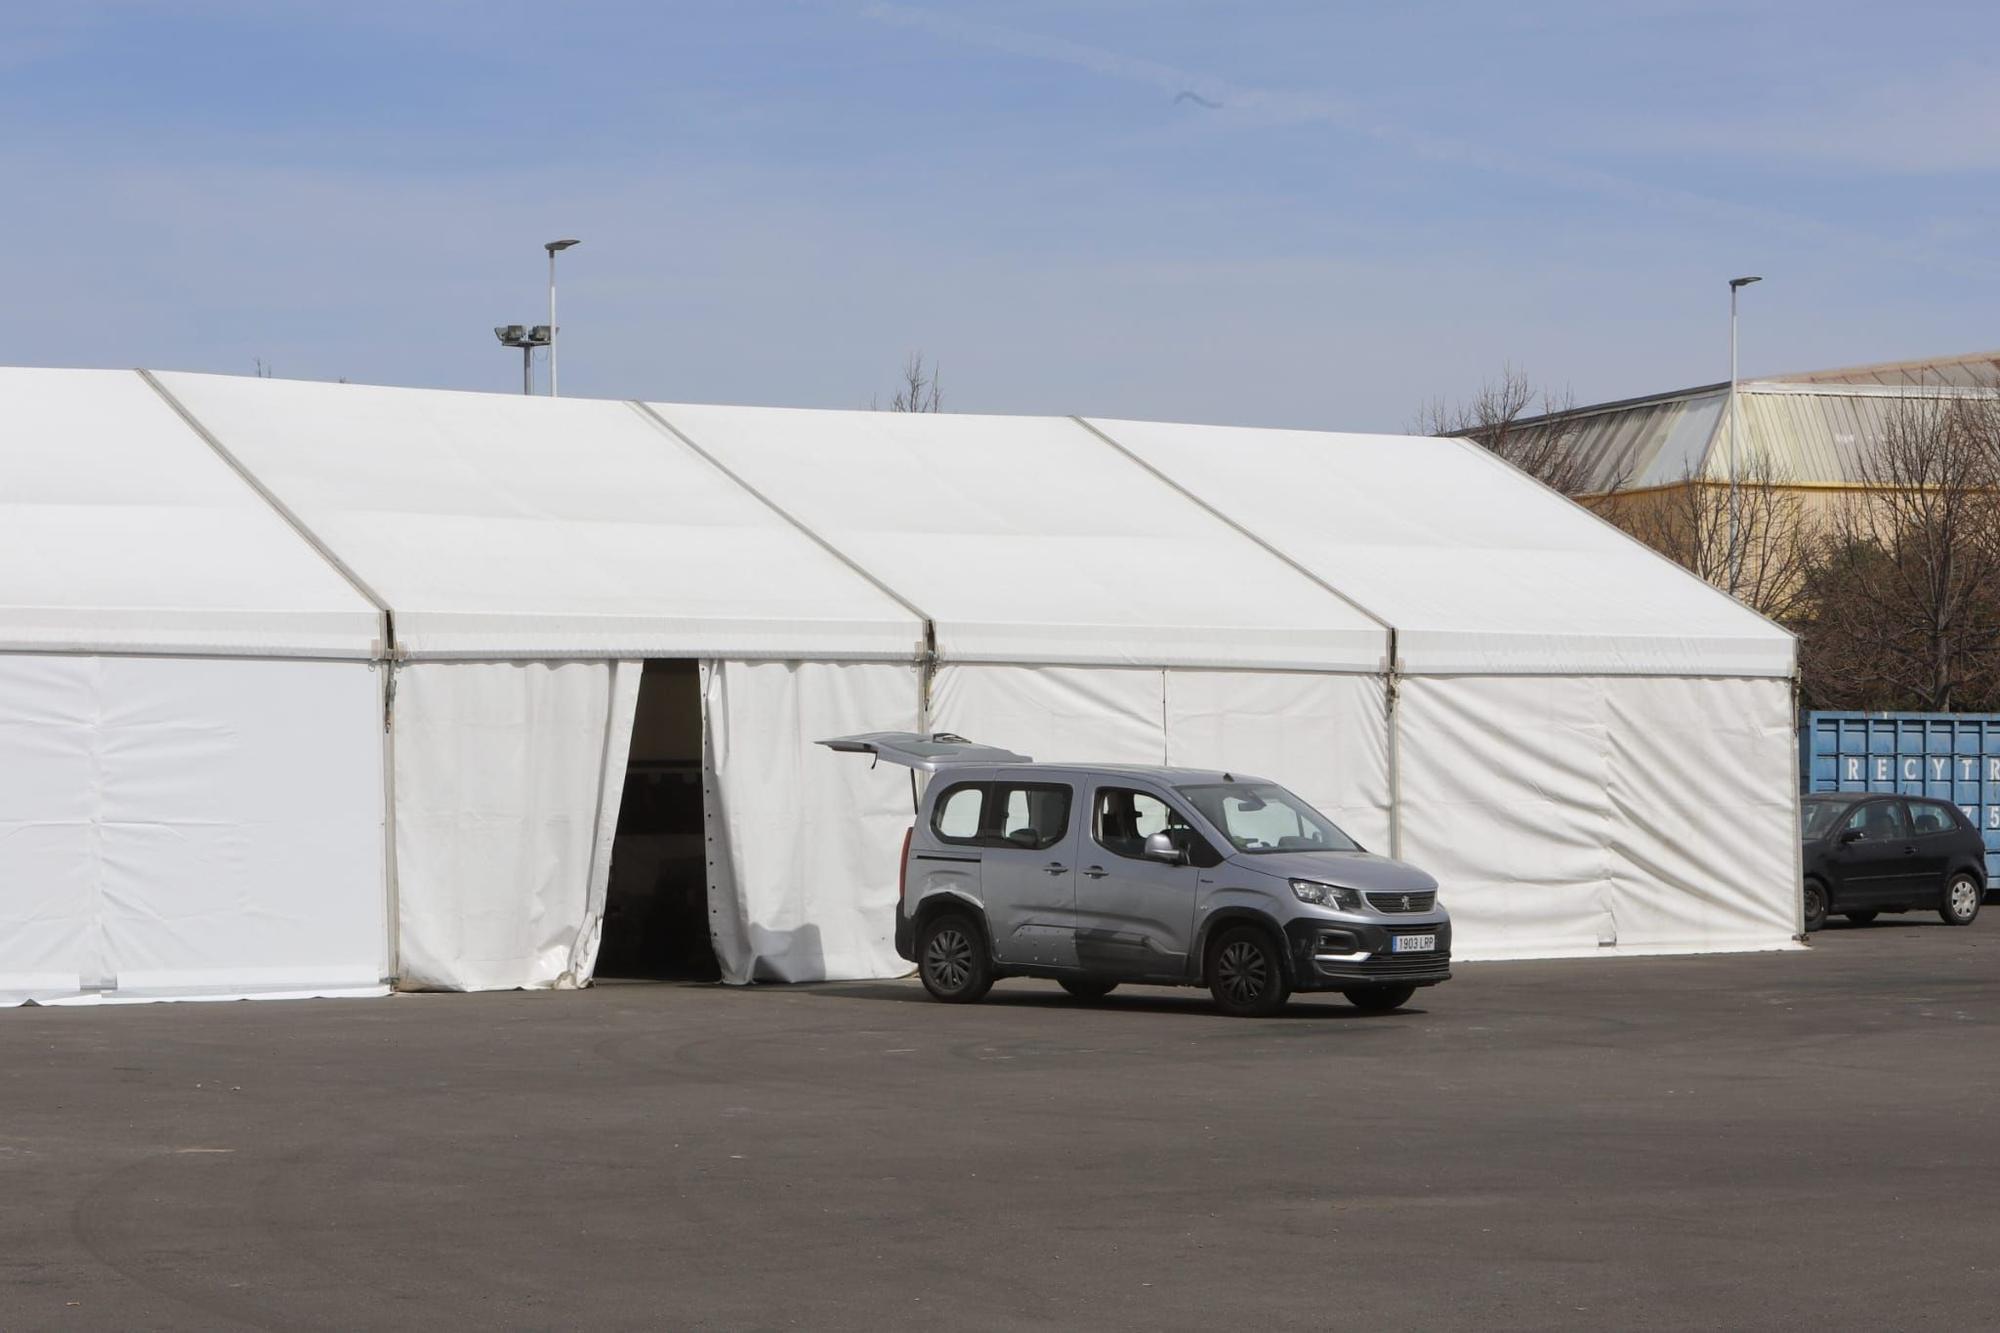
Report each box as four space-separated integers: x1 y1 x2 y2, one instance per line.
1177 782 1361 854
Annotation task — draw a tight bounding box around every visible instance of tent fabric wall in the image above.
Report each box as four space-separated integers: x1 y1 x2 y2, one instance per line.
392 660 640 991
1397 674 1798 959
931 664 1393 852
930 664 1170 767
702 658 922 984
1601 675 1800 951
0 655 387 1006
1163 670 1392 854
566 660 645 984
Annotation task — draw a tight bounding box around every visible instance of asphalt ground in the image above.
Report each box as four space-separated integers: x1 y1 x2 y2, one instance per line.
4 918 1999 1331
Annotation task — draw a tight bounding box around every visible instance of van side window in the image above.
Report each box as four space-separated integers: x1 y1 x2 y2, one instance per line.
932 783 986 843
1910 802 1956 836
1094 787 1197 861
991 782 1072 850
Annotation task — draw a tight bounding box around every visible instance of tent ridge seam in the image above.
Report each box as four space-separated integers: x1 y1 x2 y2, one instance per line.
136 370 397 649
625 400 936 645
1067 416 1399 650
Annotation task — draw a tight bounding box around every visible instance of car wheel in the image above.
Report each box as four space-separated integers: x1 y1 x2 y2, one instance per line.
1057 977 1118 1002
1343 984 1418 1014
1843 911 1878 926
1207 926 1291 1017
1941 874 1983 927
1802 879 1828 932
918 913 994 1002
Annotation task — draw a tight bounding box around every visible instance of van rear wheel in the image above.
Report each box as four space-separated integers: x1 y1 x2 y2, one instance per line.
918 913 994 1003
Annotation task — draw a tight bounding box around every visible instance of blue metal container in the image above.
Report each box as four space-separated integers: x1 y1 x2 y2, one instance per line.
1801 711 2000 883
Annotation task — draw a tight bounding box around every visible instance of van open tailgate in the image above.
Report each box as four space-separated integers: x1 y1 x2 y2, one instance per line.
817 731 1031 772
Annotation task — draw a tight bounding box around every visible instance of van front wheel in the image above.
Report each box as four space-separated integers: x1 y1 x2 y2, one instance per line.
1207 926 1291 1017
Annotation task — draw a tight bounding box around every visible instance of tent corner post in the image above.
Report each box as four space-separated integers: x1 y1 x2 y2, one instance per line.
1385 632 1403 861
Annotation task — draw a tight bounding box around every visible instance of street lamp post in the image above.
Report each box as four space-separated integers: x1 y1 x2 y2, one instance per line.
1727 275 1762 596
545 239 580 397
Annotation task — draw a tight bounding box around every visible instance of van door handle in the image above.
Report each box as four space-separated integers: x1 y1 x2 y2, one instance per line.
1083 866 1109 879
1043 863 1068 875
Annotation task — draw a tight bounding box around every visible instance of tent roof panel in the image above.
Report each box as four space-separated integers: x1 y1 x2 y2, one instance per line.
0 369 382 657
153 374 923 661
651 403 1389 672
1088 417 1793 677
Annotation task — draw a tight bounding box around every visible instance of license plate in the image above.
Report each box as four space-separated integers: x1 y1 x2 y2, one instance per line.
1391 934 1437 953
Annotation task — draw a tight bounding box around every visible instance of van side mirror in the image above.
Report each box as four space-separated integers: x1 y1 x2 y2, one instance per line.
1142 831 1185 864
1839 827 1863 844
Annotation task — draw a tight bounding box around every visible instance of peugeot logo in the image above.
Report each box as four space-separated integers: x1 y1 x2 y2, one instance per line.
1399 895 1411 911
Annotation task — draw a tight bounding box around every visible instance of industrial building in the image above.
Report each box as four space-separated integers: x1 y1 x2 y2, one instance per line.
1 369 1800 1006
1514 350 2000 501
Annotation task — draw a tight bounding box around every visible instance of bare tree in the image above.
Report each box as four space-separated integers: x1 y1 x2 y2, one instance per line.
1620 452 1822 622
882 351 942 413
1797 391 2000 711
1414 365 1625 500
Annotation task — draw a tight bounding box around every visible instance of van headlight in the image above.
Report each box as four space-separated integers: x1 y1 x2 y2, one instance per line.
1290 879 1364 911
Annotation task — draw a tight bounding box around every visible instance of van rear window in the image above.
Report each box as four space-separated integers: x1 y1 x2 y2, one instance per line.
932 783 985 842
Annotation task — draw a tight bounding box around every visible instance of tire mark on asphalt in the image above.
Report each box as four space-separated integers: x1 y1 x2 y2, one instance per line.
68 1152 307 1333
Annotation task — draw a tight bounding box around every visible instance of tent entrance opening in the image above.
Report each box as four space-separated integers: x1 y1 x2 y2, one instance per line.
598 659 718 980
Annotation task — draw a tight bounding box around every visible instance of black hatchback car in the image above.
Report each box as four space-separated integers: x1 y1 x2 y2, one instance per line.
1800 793 1989 931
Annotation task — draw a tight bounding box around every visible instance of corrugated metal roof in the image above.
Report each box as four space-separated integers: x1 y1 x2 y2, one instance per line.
1703 389 1899 484
1487 351 2000 492
1769 350 2000 389
1642 393 1726 487
1509 390 1724 492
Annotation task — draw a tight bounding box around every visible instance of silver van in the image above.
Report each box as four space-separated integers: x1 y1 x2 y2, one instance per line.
824 732 1450 1017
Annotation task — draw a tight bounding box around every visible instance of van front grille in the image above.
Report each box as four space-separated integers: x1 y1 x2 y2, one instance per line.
1365 890 1437 913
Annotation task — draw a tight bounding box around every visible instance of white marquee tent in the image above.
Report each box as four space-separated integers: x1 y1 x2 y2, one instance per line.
0 370 1801 1005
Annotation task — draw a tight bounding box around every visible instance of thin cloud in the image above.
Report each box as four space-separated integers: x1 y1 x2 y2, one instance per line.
857 1 1996 278
1590 63 2000 174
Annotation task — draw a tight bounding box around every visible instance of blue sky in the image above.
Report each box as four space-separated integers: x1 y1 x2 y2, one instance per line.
3 1 1996 430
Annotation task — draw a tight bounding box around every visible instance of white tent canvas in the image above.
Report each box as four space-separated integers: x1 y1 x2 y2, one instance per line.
0 368 382 657
0 370 387 1004
1079 417 1800 957
0 370 1800 1005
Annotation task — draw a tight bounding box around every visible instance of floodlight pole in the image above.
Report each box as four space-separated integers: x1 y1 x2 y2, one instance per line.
494 325 549 394
545 238 579 397
1726 275 1762 597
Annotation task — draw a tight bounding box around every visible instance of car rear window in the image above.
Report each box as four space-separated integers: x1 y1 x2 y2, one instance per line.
1910 802 1957 836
